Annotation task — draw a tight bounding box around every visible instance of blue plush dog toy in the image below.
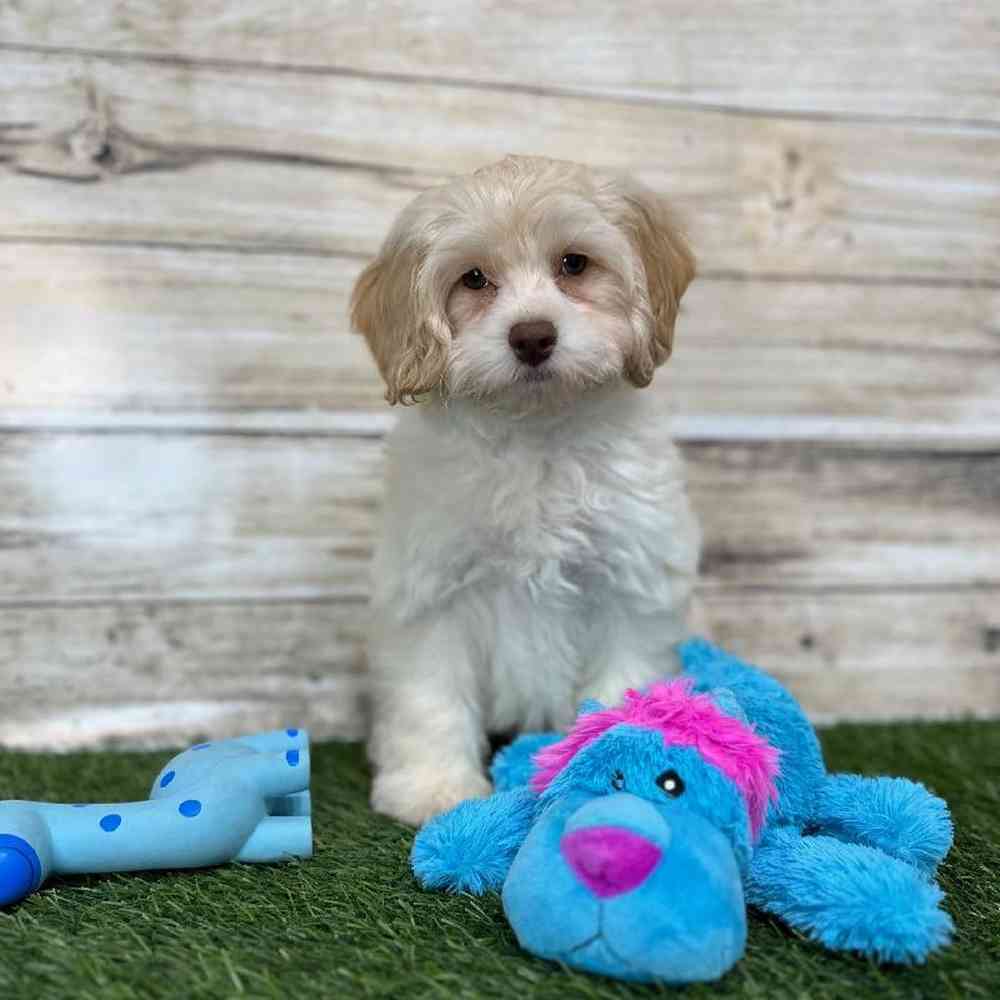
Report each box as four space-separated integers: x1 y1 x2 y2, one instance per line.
412 640 954 983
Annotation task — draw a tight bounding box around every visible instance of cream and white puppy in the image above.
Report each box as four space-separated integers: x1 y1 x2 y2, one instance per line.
351 155 700 826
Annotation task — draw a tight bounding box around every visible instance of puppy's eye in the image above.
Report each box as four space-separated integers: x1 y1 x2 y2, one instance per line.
656 769 685 798
561 253 589 277
461 268 489 290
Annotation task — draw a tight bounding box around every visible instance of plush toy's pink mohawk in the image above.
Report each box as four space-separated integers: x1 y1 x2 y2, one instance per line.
531 680 780 838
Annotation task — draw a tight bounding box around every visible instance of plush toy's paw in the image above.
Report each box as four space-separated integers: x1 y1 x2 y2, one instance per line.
412 787 539 894
816 774 953 874
748 826 953 964
371 767 492 827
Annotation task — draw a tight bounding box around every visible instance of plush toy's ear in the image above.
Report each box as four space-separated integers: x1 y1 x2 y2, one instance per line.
411 788 540 895
491 733 561 792
715 785 754 875
576 698 606 718
709 688 749 726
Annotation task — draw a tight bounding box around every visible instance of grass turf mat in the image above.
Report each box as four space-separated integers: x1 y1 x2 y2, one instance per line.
1 720 998 1000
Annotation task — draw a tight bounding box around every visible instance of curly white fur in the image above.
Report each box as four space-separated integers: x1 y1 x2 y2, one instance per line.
351 156 700 825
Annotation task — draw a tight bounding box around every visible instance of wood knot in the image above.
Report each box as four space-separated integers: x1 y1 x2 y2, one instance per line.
745 140 842 249
7 82 197 182
983 626 1000 654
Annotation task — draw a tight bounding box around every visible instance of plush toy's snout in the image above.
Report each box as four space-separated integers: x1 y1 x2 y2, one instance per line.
495 785 748 983
562 826 661 898
560 793 666 899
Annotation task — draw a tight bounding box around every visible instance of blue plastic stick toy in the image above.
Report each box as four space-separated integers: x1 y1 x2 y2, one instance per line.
0 728 312 906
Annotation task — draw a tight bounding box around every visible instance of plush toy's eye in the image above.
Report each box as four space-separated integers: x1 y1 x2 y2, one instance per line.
656 769 685 797
610 769 625 791
461 268 489 290
561 253 589 277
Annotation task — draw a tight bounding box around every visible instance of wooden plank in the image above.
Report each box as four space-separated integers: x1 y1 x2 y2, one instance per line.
690 588 1000 680
1 2 998 121
3 244 998 439
773 665 1000 726
2 52 999 281
1 432 997 602
6 411 997 453
0 244 380 414
1 588 996 749
691 442 1000 589
0 600 368 749
0 431 383 602
690 586 1000 723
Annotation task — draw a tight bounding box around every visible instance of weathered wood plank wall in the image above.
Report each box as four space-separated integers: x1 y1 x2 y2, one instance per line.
1 2 998 747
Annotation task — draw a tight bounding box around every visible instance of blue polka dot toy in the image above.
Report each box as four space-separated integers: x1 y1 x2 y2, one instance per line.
0 728 312 907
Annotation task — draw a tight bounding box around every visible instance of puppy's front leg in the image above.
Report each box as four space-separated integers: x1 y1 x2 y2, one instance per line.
368 614 491 826
577 612 686 707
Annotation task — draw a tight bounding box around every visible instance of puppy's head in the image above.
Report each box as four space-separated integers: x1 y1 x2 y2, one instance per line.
351 156 695 405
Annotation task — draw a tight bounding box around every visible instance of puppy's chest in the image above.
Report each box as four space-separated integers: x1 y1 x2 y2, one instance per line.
455 447 648 575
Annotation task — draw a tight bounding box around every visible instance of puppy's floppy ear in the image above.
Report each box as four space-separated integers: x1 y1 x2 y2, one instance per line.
350 245 451 405
614 178 696 387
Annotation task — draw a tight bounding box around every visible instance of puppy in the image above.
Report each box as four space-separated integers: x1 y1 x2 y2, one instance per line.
351 155 700 826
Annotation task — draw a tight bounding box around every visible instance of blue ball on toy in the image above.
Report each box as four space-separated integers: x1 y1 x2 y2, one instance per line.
0 836 41 907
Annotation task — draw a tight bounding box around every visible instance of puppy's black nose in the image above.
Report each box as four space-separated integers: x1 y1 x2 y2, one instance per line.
509 320 558 367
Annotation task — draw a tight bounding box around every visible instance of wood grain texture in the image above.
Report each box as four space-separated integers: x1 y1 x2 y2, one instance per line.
2 8 997 740
697 587 1000 722
0 431 382 602
0 600 368 749
3 243 998 441
690 588 1000 681
1 588 996 749
2 432 997 603
2 51 999 281
1 1 998 121
692 443 1000 590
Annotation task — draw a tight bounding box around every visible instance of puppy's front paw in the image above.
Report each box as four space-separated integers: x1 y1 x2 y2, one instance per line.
371 766 492 827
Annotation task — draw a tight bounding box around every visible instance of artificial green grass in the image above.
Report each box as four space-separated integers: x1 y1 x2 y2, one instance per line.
1 721 998 1000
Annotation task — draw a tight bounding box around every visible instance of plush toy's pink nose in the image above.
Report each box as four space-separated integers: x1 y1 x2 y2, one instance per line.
561 826 662 899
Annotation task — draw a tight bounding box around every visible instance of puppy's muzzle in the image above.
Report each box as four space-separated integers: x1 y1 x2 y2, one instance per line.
509 320 558 367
